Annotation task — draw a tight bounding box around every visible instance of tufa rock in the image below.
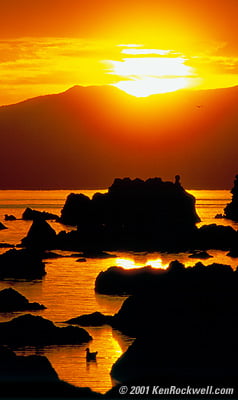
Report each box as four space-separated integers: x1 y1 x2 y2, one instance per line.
0 314 92 345
0 248 46 279
65 311 113 327
4 214 17 221
22 207 60 221
0 288 46 312
224 174 238 221
60 176 200 252
21 218 57 250
0 222 7 230
0 346 102 398
109 262 238 387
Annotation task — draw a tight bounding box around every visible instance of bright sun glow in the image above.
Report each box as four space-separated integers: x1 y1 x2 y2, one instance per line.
114 77 190 97
111 56 191 76
108 48 195 97
116 257 168 270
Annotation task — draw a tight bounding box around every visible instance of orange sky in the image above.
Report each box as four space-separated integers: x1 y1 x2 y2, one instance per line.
0 0 238 105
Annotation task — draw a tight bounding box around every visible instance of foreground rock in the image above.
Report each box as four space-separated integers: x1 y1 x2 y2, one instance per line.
65 312 113 326
109 261 238 390
0 314 92 345
0 346 101 398
0 288 46 312
0 248 46 279
22 207 60 221
224 174 238 221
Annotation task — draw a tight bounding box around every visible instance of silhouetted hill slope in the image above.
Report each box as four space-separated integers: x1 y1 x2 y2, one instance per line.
0 85 237 189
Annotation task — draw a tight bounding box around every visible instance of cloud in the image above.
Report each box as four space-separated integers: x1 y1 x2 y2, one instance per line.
0 38 122 88
191 55 238 75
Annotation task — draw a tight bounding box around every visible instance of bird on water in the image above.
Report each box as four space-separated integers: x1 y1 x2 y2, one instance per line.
86 348 98 361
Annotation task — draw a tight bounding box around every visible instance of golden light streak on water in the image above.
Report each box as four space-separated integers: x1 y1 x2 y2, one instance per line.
116 257 168 269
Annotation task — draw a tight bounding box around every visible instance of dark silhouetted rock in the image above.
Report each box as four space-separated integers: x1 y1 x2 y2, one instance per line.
96 260 237 297
224 175 238 221
0 346 102 398
188 250 213 259
0 346 58 383
41 251 64 259
21 177 238 253
60 177 200 252
95 265 167 295
4 214 17 221
0 288 46 312
80 251 116 259
0 243 15 248
0 222 7 230
215 213 225 219
65 311 113 326
60 193 91 226
0 314 92 345
196 224 238 250
55 229 82 251
0 248 46 279
22 207 60 221
108 261 238 389
21 218 57 249
227 247 238 257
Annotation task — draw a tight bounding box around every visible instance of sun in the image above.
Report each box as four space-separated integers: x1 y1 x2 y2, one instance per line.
106 47 196 97
113 76 190 97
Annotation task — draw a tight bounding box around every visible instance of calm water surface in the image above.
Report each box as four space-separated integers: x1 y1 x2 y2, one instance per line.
0 189 237 393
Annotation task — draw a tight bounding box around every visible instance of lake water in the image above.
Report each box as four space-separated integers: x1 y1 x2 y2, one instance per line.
0 189 237 394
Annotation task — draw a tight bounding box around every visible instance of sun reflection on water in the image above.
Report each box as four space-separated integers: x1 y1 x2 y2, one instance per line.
115 257 168 270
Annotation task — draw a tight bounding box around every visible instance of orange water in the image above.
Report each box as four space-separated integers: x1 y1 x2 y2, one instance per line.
0 189 237 393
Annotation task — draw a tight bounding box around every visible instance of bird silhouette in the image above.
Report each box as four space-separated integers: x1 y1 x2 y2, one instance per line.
85 348 98 362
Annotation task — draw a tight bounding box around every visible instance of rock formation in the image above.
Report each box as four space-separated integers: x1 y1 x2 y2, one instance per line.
19 177 238 253
224 175 238 221
0 248 46 279
22 207 60 221
4 214 16 221
0 314 92 345
0 346 101 398
108 261 238 388
0 288 46 312
196 224 238 250
95 265 166 295
0 222 7 230
0 243 15 248
60 177 200 252
188 250 213 259
21 218 57 250
65 311 113 327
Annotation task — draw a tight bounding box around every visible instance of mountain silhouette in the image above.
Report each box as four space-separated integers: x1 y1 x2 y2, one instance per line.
0 85 237 189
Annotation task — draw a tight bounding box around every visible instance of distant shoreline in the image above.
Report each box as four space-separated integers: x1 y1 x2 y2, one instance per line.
0 187 232 191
